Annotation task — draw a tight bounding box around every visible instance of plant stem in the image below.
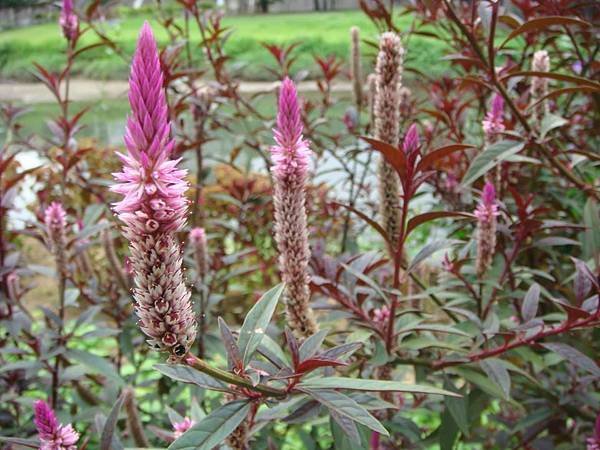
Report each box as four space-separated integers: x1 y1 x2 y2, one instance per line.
185 354 288 398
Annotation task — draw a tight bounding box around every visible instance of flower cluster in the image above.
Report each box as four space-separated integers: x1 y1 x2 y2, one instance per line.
588 414 600 450
44 202 68 269
475 182 499 277
374 32 404 248
111 22 196 359
34 400 79 450
482 94 505 142
350 26 363 109
173 417 195 439
270 77 317 338
530 50 550 124
59 0 79 42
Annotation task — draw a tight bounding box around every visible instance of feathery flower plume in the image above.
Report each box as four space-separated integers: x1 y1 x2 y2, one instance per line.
44 202 68 277
59 0 79 42
530 50 550 125
587 413 600 450
482 94 505 143
270 77 318 338
189 227 208 281
34 400 79 450
350 27 363 109
374 32 404 249
111 22 196 359
173 417 195 439
475 182 499 278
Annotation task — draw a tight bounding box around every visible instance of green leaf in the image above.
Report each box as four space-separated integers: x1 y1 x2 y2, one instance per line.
439 408 459 450
583 199 600 260
342 263 389 302
330 416 371 450
521 283 540 322
154 364 229 392
100 393 125 450
462 141 525 186
444 382 469 435
407 240 460 273
168 401 251 450
299 329 330 361
447 367 507 400
297 377 460 397
539 113 568 140
302 388 388 436
238 283 285 366
480 359 511 399
541 343 600 378
0 437 39 448
66 349 124 387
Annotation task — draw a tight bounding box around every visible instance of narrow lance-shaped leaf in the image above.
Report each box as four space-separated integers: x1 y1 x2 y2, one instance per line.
238 283 285 366
168 401 251 450
297 377 461 397
521 283 540 322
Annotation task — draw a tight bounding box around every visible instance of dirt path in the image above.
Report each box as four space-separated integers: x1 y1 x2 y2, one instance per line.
0 79 352 103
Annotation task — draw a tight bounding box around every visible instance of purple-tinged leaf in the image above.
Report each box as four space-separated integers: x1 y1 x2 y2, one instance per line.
521 283 541 322
541 343 600 378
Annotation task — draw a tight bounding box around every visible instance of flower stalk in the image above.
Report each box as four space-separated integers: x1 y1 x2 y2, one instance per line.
270 77 318 338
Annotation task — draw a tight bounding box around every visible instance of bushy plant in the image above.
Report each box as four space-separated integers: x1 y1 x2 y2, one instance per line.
0 0 598 449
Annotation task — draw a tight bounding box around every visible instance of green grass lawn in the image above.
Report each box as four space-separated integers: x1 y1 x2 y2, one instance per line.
0 9 448 81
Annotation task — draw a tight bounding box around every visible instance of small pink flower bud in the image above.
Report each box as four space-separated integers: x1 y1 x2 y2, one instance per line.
173 417 195 439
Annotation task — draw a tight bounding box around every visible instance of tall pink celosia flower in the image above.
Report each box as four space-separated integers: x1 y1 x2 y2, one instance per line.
374 32 404 249
531 50 550 125
482 94 505 142
59 0 79 42
34 400 79 450
111 22 196 359
189 227 208 281
271 77 318 338
587 413 600 450
475 182 499 278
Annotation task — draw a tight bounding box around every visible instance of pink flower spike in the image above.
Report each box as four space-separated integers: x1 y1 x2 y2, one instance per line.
402 123 420 155
112 22 196 359
474 181 499 277
34 400 59 441
34 400 79 450
482 93 505 141
59 0 79 42
271 77 311 180
270 77 317 337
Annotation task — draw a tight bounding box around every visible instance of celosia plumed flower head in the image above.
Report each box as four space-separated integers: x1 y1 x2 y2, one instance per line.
112 22 196 359
44 202 67 255
531 50 550 124
271 77 318 338
482 93 505 142
475 182 499 277
34 400 79 450
350 26 363 109
374 32 404 249
59 0 79 42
